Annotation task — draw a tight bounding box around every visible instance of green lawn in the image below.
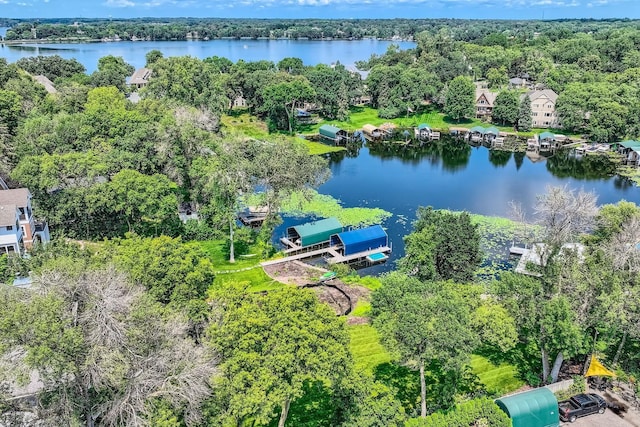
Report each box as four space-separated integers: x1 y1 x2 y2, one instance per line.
469 354 525 395
348 324 392 372
197 240 286 292
301 106 580 139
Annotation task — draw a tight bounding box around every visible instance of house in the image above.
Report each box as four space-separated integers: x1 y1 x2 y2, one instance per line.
129 68 152 89
415 123 432 139
523 89 559 129
231 95 247 108
475 89 497 119
33 75 57 94
0 188 50 255
508 77 529 89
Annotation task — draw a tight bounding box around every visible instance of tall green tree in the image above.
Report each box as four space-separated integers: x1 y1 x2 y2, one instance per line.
517 94 532 131
261 76 316 133
207 286 352 427
444 76 475 121
492 90 519 126
399 207 482 283
372 273 477 418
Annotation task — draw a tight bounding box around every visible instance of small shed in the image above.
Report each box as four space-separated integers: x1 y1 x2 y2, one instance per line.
496 388 559 427
330 225 388 256
319 125 347 144
286 217 343 247
539 131 555 142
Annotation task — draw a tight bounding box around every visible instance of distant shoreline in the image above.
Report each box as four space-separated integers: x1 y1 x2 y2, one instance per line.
1 36 414 45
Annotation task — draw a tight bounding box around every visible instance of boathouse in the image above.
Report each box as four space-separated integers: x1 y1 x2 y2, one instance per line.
285 217 343 247
618 140 640 166
319 125 348 144
469 126 485 142
484 126 499 142
362 124 382 140
330 225 388 256
415 124 431 139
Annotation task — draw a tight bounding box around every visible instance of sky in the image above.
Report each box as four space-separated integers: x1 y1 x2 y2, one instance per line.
0 0 639 20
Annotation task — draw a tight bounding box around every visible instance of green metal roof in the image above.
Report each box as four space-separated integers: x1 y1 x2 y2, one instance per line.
619 140 640 149
287 217 343 247
418 123 431 130
470 126 486 134
539 131 555 141
319 125 345 139
484 126 499 136
496 388 559 427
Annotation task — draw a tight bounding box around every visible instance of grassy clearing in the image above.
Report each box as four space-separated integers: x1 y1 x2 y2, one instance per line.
221 112 345 156
470 354 524 395
303 140 346 155
348 324 392 372
350 300 372 317
197 240 286 292
341 274 382 291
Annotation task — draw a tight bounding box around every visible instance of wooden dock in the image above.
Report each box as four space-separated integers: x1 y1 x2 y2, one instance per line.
260 245 391 267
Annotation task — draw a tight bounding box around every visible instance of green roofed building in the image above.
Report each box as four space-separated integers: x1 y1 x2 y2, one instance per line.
496 388 559 427
286 218 343 247
539 131 556 141
319 125 348 144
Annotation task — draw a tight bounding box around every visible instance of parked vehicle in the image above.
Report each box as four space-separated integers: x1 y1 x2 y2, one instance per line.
558 393 607 423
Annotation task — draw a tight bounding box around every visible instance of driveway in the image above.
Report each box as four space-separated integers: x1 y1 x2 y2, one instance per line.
560 408 638 427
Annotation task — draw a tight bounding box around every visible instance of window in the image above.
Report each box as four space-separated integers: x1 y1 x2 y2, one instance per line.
532 112 538 116
6 225 12 231
533 104 539 108
544 121 550 126
545 112 552 117
547 104 552 108
479 100 485 104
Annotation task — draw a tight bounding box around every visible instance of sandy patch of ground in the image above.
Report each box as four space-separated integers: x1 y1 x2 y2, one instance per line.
262 261 371 316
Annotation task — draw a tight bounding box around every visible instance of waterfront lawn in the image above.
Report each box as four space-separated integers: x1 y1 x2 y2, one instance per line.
221 112 344 155
469 354 525 395
348 324 392 372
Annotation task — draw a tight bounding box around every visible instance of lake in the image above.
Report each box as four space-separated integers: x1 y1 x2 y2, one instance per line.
280 138 640 274
0 38 416 72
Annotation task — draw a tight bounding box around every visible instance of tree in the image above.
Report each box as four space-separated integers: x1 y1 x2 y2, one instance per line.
278 57 305 75
207 286 352 427
405 398 511 427
90 55 135 92
492 90 519 126
486 66 508 89
89 169 182 237
517 94 532 131
16 55 85 80
0 90 22 135
0 266 216 427
145 49 164 67
372 273 477 418
108 235 215 331
444 76 475 121
261 76 316 133
399 207 482 283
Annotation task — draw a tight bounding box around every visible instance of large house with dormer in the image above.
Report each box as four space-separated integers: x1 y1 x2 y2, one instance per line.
0 188 50 256
475 89 498 119
522 89 560 129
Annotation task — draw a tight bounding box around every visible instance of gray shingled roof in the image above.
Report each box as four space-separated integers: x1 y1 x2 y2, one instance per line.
0 188 30 207
129 68 152 85
0 204 18 227
33 75 57 94
526 89 558 103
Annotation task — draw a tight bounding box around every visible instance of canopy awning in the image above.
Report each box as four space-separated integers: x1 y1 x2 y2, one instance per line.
585 355 616 377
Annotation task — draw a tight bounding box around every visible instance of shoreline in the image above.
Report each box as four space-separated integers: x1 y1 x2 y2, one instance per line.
1 36 414 45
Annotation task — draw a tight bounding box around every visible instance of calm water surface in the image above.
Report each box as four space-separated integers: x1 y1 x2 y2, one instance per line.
0 38 415 72
296 138 640 274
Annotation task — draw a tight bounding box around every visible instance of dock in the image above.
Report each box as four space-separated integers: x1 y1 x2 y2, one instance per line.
260 245 391 267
